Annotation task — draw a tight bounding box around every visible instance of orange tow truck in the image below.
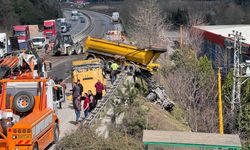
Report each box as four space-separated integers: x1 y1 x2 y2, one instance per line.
0 77 60 149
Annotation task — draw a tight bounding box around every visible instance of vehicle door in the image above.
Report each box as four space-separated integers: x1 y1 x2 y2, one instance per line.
53 85 65 108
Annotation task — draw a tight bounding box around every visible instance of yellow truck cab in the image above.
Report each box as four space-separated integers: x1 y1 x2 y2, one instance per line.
71 59 106 95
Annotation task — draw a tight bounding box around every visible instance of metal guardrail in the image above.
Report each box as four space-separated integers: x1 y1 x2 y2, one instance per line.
83 72 127 127
72 12 94 43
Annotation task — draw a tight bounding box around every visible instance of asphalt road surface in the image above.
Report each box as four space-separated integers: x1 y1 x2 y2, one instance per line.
62 10 88 36
82 10 113 38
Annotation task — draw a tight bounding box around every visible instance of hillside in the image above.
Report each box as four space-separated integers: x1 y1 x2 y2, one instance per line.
145 102 190 131
0 0 61 31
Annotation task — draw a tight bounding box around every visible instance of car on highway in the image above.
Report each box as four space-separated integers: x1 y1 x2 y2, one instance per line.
66 21 71 29
71 10 79 21
79 16 85 23
31 36 46 49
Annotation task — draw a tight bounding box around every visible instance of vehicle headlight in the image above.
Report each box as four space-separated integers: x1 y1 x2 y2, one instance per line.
12 135 17 139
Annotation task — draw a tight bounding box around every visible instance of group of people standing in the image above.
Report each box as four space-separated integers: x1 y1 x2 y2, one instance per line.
72 79 105 124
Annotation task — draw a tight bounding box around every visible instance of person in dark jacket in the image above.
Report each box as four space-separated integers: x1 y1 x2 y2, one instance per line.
95 80 105 106
77 79 83 96
72 82 81 123
88 90 95 111
72 82 80 99
73 95 81 123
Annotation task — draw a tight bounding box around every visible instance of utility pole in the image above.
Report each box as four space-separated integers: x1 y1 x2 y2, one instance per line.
229 30 244 115
218 67 224 134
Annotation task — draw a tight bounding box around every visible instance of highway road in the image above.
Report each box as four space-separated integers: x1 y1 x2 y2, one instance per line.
62 10 89 37
82 10 112 38
47 10 112 148
48 9 112 81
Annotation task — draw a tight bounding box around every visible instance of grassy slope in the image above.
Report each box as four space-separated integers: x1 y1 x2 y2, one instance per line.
144 101 190 131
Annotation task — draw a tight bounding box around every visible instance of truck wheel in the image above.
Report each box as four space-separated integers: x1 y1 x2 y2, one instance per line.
76 46 82 55
33 143 38 150
13 91 35 113
146 92 157 101
67 47 73 56
87 54 96 60
126 64 136 74
54 123 59 143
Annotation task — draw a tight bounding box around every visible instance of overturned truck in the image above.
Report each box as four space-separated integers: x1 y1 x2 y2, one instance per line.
84 36 174 111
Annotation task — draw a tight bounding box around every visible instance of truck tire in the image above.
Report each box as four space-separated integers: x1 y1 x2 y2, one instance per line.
126 64 136 74
76 46 82 55
67 47 73 56
146 92 157 101
13 91 35 113
87 54 96 60
53 123 59 144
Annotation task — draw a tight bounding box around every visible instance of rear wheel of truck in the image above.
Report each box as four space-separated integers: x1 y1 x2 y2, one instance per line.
76 45 82 55
13 91 35 113
67 47 73 56
53 123 59 144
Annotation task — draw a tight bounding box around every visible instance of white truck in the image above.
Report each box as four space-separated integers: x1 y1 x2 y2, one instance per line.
0 33 8 57
112 12 120 22
71 10 79 21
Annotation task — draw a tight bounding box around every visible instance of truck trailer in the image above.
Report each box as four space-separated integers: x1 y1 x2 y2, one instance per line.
84 36 166 73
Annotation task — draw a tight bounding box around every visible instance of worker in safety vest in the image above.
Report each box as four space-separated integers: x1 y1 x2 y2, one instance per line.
110 61 119 84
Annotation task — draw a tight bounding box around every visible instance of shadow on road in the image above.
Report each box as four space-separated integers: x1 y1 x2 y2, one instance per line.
69 121 78 125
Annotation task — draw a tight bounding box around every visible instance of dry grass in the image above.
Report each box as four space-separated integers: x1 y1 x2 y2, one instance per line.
144 101 190 131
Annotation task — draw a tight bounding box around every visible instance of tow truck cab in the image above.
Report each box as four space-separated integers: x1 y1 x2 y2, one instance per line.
0 78 61 150
12 26 30 43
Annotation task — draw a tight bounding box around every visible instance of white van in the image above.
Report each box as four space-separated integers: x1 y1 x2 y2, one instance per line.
71 10 79 21
112 12 119 22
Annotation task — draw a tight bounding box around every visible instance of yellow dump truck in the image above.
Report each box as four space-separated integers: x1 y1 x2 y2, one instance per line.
84 36 167 72
71 59 106 96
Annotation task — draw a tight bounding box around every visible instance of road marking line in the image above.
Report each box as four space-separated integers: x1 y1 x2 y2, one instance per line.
63 75 71 83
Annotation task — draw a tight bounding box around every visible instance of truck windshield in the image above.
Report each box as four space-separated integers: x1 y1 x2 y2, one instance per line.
63 36 71 43
32 38 44 43
44 25 53 30
0 41 5 49
14 31 26 37
71 13 78 17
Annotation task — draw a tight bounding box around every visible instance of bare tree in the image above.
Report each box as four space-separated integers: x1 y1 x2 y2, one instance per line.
128 0 169 48
182 26 204 60
163 57 219 133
